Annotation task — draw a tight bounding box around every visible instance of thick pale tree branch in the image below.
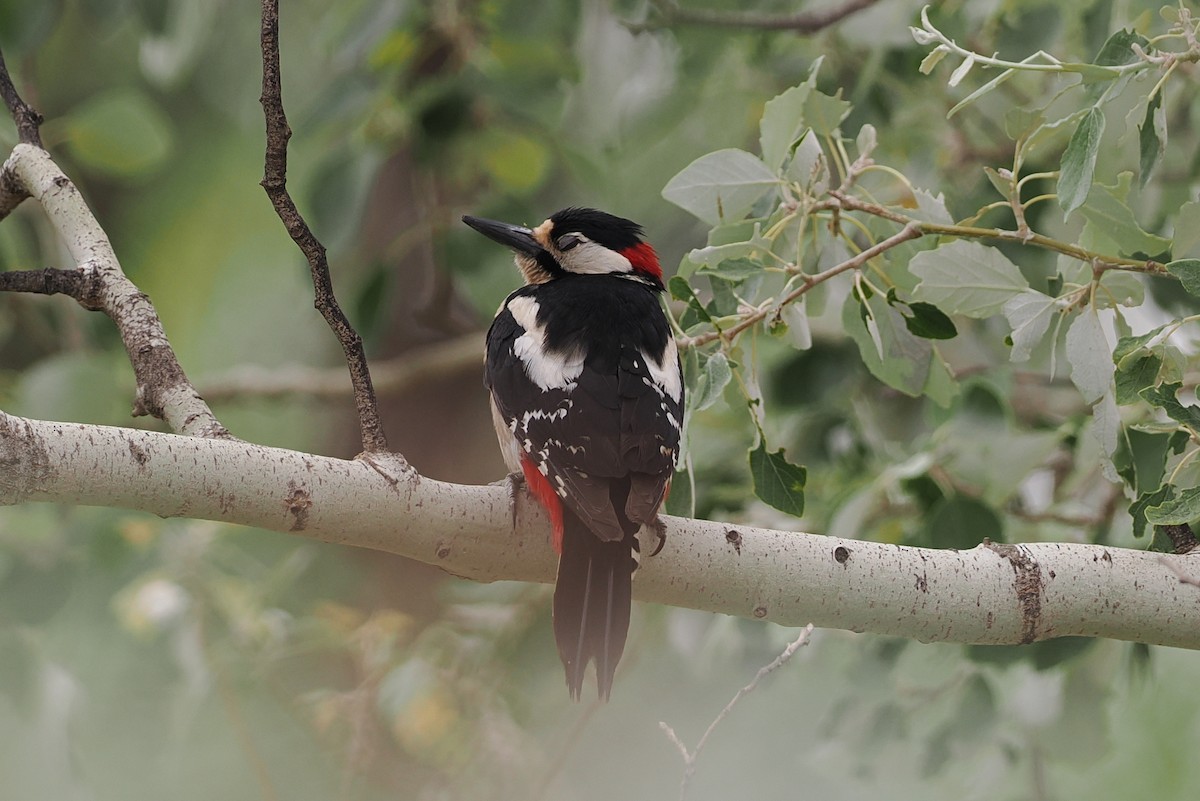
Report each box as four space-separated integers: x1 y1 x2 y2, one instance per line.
0 144 229 438
2 409 1198 650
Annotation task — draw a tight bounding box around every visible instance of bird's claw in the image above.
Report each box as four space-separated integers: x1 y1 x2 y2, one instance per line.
647 517 667 557
492 471 525 529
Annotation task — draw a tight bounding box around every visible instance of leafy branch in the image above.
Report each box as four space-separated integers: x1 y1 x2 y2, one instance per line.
662 10 1200 540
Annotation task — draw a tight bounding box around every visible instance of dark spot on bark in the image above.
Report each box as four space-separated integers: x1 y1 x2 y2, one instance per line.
436 542 451 559
128 440 149 468
284 481 312 531
753 606 768 619
834 546 850 564
1101 550 1113 565
1048 570 1056 579
0 414 52 501
985 542 1043 644
53 175 69 188
725 529 742 555
985 611 994 629
915 573 928 593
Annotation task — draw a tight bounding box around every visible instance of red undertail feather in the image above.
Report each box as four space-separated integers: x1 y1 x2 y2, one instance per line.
621 242 661 281
521 455 564 554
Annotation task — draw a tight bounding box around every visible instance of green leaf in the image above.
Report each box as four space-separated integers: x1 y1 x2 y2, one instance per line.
1090 29 1148 69
695 257 761 283
919 45 950 75
685 225 772 270
63 88 173 177
802 88 851 136
1140 382 1200 429
1002 290 1058 362
1079 178 1171 257
983 166 1011 199
1065 309 1113 404
1057 107 1105 215
662 148 780 225
1115 354 1162 406
1005 107 1045 140
759 85 811 169
669 276 713 328
692 352 732 411
1166 259 1200 296
842 290 932 397
1113 324 1167 367
926 495 1003 549
1146 486 1200 525
900 301 958 340
774 299 812 350
1173 202 1200 258
910 241 1029 317
1138 91 1165 188
1094 270 1144 308
785 129 826 188
1130 485 1171 538
749 440 807 518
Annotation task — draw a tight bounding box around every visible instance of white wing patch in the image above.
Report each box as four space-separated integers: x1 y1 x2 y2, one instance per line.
506 295 586 390
641 336 682 402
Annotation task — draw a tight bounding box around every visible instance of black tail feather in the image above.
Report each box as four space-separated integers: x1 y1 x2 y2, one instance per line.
553 508 635 700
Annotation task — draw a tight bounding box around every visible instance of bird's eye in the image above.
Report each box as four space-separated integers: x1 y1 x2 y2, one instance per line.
558 234 582 251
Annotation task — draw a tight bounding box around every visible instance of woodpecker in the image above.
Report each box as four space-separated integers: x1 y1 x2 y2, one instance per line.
463 207 683 700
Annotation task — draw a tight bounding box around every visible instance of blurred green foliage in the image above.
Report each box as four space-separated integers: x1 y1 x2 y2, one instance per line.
2 1 1200 800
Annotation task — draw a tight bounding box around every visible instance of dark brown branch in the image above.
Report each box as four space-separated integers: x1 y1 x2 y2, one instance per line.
258 0 388 454
1162 524 1199 555
0 267 103 309
636 0 880 33
0 47 43 147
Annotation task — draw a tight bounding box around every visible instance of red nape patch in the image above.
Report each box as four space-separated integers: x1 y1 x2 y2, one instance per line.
521 456 564 554
621 242 662 281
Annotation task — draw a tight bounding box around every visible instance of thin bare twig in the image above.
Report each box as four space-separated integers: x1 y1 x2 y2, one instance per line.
635 0 880 33
258 0 388 454
0 47 42 147
660 624 815 800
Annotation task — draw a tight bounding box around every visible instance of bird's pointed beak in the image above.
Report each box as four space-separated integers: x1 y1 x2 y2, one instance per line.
462 215 546 257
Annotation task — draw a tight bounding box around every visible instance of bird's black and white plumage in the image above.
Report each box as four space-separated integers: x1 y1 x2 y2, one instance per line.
464 207 683 700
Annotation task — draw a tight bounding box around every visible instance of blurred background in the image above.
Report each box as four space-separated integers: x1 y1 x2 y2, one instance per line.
2 0 1199 799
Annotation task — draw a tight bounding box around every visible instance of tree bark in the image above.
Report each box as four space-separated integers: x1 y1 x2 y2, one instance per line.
3 410 1198 650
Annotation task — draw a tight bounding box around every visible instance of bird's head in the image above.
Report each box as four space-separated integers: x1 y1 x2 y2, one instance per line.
462 207 662 288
